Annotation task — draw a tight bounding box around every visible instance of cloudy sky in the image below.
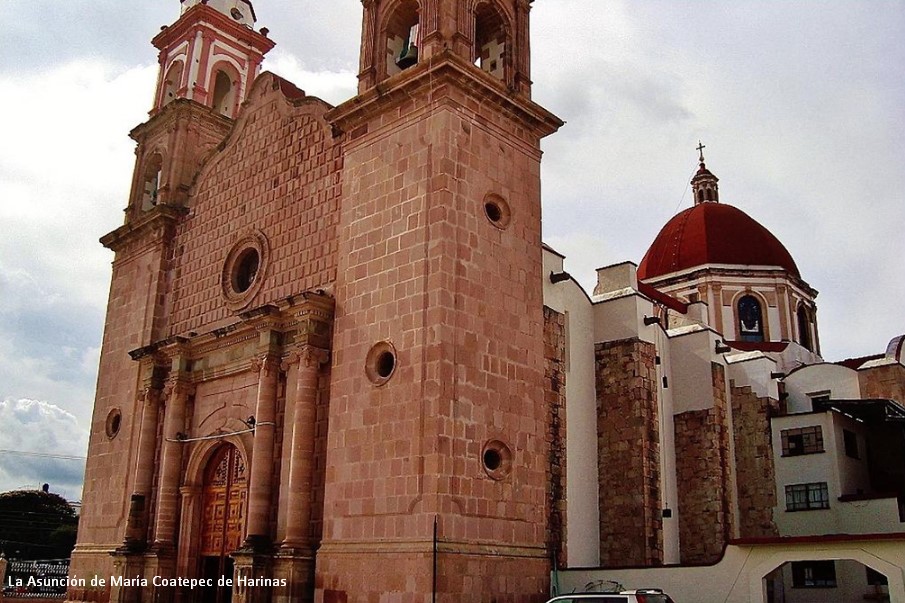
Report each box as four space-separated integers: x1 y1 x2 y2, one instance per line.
0 1 902 501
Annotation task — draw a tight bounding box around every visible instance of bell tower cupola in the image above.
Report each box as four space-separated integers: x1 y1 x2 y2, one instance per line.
152 0 274 118
123 1 273 220
692 141 720 204
357 0 533 95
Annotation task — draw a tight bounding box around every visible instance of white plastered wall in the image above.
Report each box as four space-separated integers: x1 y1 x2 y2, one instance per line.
543 250 600 567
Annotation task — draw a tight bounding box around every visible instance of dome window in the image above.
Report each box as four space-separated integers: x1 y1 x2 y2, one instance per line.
738 295 765 342
797 305 813 351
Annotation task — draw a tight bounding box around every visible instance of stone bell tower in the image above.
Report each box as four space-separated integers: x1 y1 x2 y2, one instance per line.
318 1 562 601
69 1 274 598
127 0 274 217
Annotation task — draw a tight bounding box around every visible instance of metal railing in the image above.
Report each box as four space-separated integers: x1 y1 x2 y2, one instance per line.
2 559 71 599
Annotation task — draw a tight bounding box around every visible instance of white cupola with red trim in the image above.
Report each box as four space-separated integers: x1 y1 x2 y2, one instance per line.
152 0 274 118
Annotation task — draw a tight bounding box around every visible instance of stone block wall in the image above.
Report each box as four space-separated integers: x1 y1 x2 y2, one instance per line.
595 338 662 567
859 363 905 404
730 382 779 538
673 363 734 564
170 76 342 335
544 306 567 567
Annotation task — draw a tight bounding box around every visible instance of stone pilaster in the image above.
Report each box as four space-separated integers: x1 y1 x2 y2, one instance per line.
153 377 192 547
245 354 281 546
124 385 163 548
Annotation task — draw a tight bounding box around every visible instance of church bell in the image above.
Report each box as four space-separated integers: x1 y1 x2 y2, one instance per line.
396 23 419 70
396 43 418 69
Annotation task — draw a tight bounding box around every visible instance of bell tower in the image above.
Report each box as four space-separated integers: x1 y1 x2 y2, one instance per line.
356 0 533 94
320 1 562 601
125 0 274 220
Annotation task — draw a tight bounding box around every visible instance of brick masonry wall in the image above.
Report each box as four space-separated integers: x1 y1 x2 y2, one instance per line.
673 363 734 564
544 307 567 567
169 74 342 335
595 338 662 567
730 382 779 538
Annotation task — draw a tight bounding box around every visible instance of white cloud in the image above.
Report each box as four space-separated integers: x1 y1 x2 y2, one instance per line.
0 399 88 501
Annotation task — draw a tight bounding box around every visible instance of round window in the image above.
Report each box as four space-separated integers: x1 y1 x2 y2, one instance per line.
365 341 398 386
221 231 269 310
481 439 513 480
105 408 122 439
483 194 511 230
232 248 260 293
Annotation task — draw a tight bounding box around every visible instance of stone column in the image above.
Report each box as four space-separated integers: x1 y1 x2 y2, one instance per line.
153 378 192 547
245 354 280 547
281 347 328 549
124 385 162 547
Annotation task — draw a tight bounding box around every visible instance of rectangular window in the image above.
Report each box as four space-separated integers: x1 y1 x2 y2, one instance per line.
791 561 837 588
781 426 824 456
843 429 859 459
785 482 830 511
866 567 888 586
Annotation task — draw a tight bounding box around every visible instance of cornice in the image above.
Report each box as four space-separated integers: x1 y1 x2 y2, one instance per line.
101 204 187 253
326 50 562 143
126 291 335 379
645 264 818 299
152 5 274 55
131 99 233 143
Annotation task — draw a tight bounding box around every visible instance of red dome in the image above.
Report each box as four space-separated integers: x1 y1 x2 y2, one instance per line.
638 203 800 280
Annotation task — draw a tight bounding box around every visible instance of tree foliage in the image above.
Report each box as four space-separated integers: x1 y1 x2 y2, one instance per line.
0 490 78 559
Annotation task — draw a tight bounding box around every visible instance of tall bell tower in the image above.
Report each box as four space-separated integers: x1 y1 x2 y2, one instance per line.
126 0 274 218
320 1 562 601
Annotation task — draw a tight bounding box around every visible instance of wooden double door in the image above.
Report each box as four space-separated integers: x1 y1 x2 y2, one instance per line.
199 444 247 603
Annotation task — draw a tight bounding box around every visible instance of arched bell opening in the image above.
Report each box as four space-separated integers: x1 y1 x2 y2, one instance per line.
140 153 164 212
210 63 241 118
384 0 421 79
474 1 510 82
161 60 184 108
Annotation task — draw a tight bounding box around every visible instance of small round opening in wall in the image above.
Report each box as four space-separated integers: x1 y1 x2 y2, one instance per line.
232 248 260 293
221 230 270 310
483 194 511 229
365 341 398 386
482 439 513 480
106 408 122 439
375 351 395 379
483 448 502 471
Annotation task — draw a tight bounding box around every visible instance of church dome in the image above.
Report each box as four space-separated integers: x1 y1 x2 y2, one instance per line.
638 201 800 281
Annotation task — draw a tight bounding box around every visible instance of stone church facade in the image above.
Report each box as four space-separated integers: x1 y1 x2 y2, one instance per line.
70 1 905 603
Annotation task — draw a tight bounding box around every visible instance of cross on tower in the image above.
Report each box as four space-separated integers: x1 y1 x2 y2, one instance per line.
697 141 706 163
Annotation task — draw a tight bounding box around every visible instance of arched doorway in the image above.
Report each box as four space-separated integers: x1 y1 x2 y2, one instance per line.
200 444 247 603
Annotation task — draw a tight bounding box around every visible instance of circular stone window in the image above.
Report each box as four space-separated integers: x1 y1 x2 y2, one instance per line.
221 231 270 310
483 194 511 230
365 341 397 386
105 408 122 439
481 439 513 480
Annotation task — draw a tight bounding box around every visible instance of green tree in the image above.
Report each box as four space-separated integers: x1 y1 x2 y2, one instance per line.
0 489 78 559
